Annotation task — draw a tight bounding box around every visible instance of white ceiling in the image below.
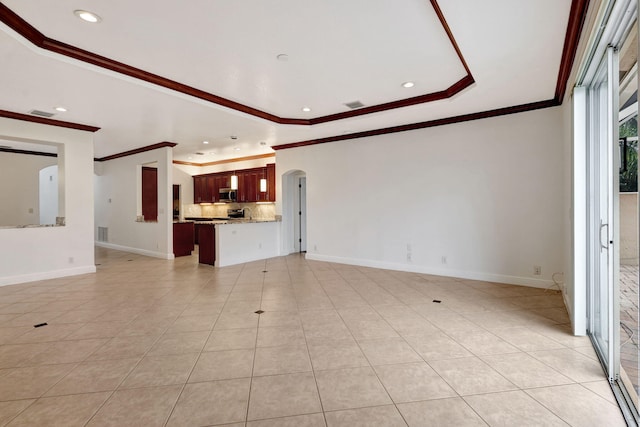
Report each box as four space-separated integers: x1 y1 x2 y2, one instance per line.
0 0 573 163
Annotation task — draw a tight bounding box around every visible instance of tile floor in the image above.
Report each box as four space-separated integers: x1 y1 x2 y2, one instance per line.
0 247 627 426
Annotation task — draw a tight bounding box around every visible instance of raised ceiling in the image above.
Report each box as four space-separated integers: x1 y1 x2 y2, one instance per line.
0 0 580 163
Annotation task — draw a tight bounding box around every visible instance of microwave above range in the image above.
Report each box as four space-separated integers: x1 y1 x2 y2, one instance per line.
219 188 237 202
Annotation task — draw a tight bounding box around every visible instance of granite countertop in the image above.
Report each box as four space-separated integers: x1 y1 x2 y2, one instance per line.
178 218 279 225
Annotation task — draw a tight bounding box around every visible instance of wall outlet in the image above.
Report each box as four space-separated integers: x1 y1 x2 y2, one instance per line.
406 252 412 262
441 256 447 265
533 265 542 275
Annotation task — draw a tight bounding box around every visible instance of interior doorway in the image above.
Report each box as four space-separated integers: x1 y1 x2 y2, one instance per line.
282 170 307 255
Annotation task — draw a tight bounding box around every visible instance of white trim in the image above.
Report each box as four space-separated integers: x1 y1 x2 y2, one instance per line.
95 241 175 260
573 86 588 335
306 253 555 289
0 265 96 287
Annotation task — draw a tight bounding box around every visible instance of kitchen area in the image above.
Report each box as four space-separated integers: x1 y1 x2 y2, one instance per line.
172 163 281 267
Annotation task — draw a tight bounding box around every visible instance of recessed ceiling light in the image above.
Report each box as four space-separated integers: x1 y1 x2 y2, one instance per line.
277 54 289 61
54 107 67 112
302 107 311 112
234 147 241 151
259 141 267 146
402 81 415 88
202 140 209 144
188 156 193 160
74 10 101 23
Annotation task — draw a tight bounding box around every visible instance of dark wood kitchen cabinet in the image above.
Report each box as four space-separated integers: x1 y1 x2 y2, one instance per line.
173 222 194 256
198 224 216 265
238 170 259 202
193 165 276 204
193 175 208 203
142 167 158 221
266 163 276 202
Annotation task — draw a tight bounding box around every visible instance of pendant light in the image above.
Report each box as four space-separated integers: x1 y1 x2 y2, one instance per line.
230 173 238 190
260 168 267 193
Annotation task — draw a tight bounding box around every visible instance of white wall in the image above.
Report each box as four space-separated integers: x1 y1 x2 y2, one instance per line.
94 147 174 259
173 165 194 214
0 117 95 286
0 152 57 226
276 107 565 288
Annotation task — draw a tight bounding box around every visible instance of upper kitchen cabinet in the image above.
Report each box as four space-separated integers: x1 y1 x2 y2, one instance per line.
237 169 259 203
266 163 276 202
193 165 276 204
193 175 213 203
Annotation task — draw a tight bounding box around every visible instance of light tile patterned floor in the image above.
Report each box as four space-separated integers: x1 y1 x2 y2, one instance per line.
620 264 639 396
0 247 626 426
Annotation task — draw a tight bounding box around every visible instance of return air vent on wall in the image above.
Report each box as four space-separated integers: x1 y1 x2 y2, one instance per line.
28 109 55 118
344 101 365 109
97 227 108 242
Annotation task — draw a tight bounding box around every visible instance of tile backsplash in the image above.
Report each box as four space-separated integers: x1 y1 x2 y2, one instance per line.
182 203 275 220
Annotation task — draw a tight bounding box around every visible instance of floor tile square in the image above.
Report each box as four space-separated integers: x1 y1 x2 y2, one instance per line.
464 390 567 426
314 366 391 411
189 348 254 382
374 362 457 403
45 358 139 396
147 331 208 356
247 413 326 427
481 352 574 388
0 400 35 426
120 353 198 388
429 356 517 396
253 345 312 376
86 385 182 426
248 372 321 420
0 364 76 400
325 405 406 427
167 378 250 426
257 326 306 347
307 338 369 370
397 397 487 427
358 337 422 365
7 392 110 427
404 332 472 361
204 328 257 351
525 384 626 427
528 348 606 382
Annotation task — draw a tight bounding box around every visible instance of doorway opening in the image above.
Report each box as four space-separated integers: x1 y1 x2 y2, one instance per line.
282 170 307 255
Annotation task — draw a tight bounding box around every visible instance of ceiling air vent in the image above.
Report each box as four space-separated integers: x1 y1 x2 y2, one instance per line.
0 145 11 149
195 152 205 155
28 109 55 118
344 101 365 109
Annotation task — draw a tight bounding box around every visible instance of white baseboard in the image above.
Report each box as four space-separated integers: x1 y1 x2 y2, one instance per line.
305 253 554 289
95 241 175 260
0 265 96 287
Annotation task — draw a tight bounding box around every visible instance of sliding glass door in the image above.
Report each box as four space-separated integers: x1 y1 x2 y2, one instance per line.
578 0 638 423
587 46 620 379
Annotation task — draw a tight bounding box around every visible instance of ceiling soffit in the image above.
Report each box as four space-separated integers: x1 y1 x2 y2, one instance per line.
0 0 473 125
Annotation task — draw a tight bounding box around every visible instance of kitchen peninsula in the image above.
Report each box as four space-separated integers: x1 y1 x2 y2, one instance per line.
187 218 280 267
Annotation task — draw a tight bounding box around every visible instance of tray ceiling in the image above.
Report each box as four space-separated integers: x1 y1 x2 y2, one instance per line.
0 0 578 163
